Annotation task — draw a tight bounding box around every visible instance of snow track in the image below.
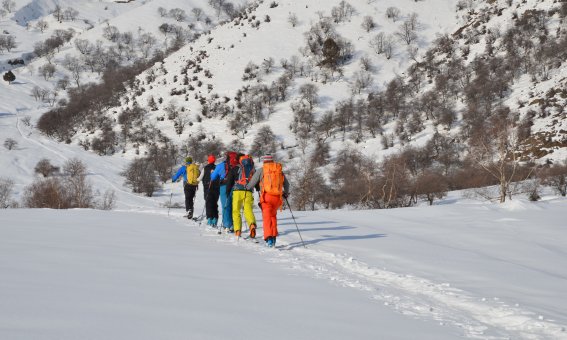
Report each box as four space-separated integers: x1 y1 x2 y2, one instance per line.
195 221 567 340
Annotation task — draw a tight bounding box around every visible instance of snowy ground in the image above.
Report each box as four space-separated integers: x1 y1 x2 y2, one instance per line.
1 193 566 340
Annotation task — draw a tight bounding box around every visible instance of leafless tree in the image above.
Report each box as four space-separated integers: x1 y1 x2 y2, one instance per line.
103 25 120 42
169 8 186 22
361 15 375 32
53 4 64 21
138 33 157 59
157 7 167 17
249 125 277 157
39 63 56 80
63 55 83 88
288 12 298 27
3 138 17 150
36 19 49 33
1 0 15 13
74 39 92 55
386 7 401 22
468 113 529 203
0 177 14 208
0 35 17 52
192 8 204 21
351 69 373 94
34 158 59 177
62 158 93 208
397 21 418 45
63 7 79 21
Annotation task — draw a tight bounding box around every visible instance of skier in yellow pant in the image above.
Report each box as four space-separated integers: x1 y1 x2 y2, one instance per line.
232 190 256 237
226 154 257 238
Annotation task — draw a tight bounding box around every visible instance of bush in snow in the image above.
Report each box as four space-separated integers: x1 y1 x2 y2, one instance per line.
0 177 15 208
122 157 160 197
34 159 60 177
3 138 17 150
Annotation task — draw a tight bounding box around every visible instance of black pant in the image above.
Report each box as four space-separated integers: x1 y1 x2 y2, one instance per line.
205 186 220 220
184 183 197 213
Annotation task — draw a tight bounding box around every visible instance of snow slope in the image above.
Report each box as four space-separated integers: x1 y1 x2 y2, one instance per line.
1 193 567 339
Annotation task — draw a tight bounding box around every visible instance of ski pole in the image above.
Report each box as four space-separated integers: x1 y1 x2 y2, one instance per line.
167 181 173 216
284 197 306 248
197 182 212 225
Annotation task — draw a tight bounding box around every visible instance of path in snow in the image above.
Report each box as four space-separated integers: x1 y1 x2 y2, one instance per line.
186 213 567 340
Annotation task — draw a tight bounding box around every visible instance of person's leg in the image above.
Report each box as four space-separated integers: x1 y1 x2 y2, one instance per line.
243 191 256 227
184 183 191 213
232 191 244 234
186 185 197 218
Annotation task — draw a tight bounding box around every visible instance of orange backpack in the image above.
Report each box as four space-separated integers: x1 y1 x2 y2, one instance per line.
262 162 284 197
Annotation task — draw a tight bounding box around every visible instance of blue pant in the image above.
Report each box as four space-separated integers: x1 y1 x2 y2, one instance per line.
220 184 233 229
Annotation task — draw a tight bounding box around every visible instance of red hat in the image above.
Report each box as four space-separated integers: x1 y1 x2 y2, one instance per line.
208 154 216 164
262 155 273 162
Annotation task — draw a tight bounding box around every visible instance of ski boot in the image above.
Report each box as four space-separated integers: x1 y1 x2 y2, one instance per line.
249 223 256 239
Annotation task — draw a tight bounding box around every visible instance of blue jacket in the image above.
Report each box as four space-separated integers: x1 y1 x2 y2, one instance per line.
172 163 190 183
210 161 227 183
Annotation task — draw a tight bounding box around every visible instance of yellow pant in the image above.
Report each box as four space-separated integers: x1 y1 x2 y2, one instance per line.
232 190 256 232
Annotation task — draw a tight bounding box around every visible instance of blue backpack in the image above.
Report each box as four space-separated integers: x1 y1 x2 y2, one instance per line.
234 155 255 190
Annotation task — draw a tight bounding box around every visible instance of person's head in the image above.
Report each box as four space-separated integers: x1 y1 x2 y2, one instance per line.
227 151 239 167
207 154 216 164
262 154 273 163
184 157 193 164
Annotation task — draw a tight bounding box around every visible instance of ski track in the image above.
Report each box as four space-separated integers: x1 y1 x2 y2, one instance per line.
186 219 567 340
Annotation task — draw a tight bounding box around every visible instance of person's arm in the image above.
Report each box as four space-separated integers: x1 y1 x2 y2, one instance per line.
226 168 235 195
210 163 223 181
246 168 262 191
283 175 290 197
172 166 184 182
197 165 205 181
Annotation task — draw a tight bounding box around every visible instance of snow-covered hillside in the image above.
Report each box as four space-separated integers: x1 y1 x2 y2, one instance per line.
1 193 567 339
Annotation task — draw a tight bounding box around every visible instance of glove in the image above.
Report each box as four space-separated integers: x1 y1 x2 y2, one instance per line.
282 192 288 199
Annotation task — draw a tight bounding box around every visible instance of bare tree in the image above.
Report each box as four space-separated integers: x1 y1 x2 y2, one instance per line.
34 158 59 177
74 39 92 55
288 12 298 27
361 16 375 32
53 4 64 22
385 7 401 22
0 177 14 208
468 113 528 203
169 8 186 22
39 63 56 80
102 25 120 42
3 138 17 150
36 19 49 33
249 125 277 157
397 20 418 45
62 158 93 208
63 7 79 21
192 8 203 21
1 0 15 13
0 35 17 52
63 55 83 88
157 7 167 17
122 158 160 197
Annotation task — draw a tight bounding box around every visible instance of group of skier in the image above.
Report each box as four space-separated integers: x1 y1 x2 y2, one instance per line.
172 152 290 247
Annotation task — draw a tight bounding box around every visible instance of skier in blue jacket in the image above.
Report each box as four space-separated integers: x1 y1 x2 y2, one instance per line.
172 157 200 219
210 151 239 231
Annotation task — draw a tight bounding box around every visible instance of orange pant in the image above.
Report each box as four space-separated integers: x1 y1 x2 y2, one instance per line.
261 193 282 240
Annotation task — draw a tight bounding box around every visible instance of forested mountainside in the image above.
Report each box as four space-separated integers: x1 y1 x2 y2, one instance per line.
3 0 567 209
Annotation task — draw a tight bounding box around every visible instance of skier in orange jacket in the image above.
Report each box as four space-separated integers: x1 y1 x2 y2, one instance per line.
246 155 289 247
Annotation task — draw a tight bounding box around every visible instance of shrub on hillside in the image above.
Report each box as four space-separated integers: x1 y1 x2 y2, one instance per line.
34 158 60 177
122 158 160 197
0 177 15 208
